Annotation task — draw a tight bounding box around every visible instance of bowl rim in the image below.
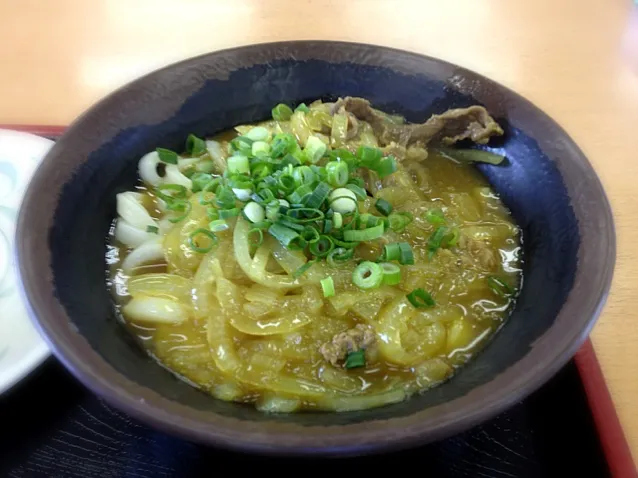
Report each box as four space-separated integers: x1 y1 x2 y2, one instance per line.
15 39 617 457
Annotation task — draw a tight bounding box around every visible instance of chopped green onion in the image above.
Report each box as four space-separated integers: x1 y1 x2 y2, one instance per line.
146 225 159 234
228 174 253 189
398 242 415 265
278 218 306 231
265 201 282 222
230 136 253 155
248 228 264 247
185 134 207 156
287 184 313 204
344 350 366 369
202 177 221 193
359 213 383 229
292 165 316 186
156 147 179 164
215 186 236 209
286 208 324 223
345 183 367 200
167 200 192 223
309 235 334 257
326 161 349 187
375 198 393 216
348 177 365 188
252 141 271 157
272 103 294 121
329 188 358 214
278 174 296 194
382 243 401 261
209 219 229 232
380 262 402 285
305 181 332 209
301 225 320 244
188 228 217 253
270 133 298 158
438 147 505 165
333 212 343 229
332 237 359 249
442 227 460 247
190 172 213 193
243 202 266 223
288 238 307 251
388 212 413 232
343 223 384 242
425 208 446 225
219 207 240 219
330 148 359 170
155 184 187 202
250 220 272 230
487 276 516 297
304 136 327 163
323 219 333 233
260 175 278 190
280 153 301 169
356 146 382 168
327 247 354 266
427 226 448 258
268 223 300 248
406 288 436 308
227 154 250 175
352 261 383 290
376 156 397 178
257 188 276 203
295 103 310 113
320 276 335 298
381 242 414 264
251 162 272 180
244 126 270 142
293 259 316 279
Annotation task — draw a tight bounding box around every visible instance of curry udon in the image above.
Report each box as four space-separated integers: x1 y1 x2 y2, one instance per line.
107 97 522 412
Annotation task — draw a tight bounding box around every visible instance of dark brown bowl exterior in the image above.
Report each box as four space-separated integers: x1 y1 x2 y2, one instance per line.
15 41 615 457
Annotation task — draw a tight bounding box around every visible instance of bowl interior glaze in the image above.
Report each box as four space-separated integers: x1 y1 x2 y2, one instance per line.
16 41 615 456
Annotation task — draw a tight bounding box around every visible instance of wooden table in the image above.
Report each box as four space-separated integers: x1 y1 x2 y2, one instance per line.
2 0 638 463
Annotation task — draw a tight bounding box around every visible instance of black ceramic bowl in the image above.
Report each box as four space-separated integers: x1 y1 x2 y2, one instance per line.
16 41 615 457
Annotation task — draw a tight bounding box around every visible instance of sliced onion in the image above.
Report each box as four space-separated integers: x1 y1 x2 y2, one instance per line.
233 217 322 289
177 156 200 171
373 295 440 366
114 219 155 248
230 311 313 336
206 140 226 172
138 151 163 186
122 295 188 324
256 394 301 413
314 389 406 412
162 164 192 189
116 192 157 230
121 238 164 272
127 273 193 304
205 140 223 159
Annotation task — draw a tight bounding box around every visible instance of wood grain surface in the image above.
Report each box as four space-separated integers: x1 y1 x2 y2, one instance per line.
1 0 637 465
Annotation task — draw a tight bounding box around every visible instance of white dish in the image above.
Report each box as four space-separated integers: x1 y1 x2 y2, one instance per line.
0 129 53 394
